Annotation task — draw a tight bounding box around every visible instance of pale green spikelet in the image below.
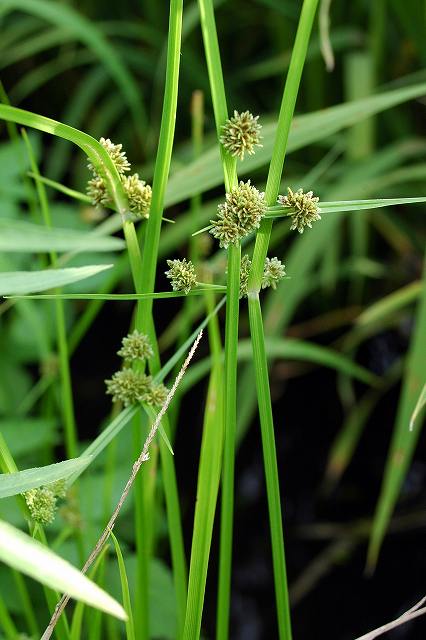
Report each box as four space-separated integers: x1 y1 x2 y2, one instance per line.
145 382 169 407
210 181 266 248
238 254 285 297
239 254 252 298
88 137 131 176
49 479 67 499
165 258 197 294
24 487 57 525
262 257 286 289
278 187 321 233
105 369 152 406
220 110 262 160
122 173 152 219
86 176 109 207
117 330 153 362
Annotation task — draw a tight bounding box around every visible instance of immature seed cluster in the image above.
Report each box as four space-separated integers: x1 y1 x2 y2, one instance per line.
210 180 266 248
220 110 262 160
165 258 197 294
278 187 321 233
24 479 67 526
87 137 152 220
105 332 168 408
238 255 286 298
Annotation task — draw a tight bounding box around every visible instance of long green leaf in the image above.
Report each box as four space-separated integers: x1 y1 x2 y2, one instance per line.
110 531 136 640
0 457 92 498
0 264 112 295
367 254 426 570
0 219 125 253
0 520 126 620
165 80 426 206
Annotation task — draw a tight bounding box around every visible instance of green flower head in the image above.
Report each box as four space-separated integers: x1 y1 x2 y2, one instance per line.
262 257 285 289
220 110 262 160
145 382 169 408
122 173 152 219
278 187 321 233
105 369 153 406
210 181 266 248
88 137 131 176
25 487 57 525
165 258 197 294
117 330 153 362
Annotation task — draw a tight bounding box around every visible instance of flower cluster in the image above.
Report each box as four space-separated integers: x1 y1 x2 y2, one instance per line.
238 254 286 298
210 180 266 248
105 333 168 408
165 258 197 294
87 137 152 220
278 187 321 233
220 110 262 160
24 479 67 526
117 329 154 362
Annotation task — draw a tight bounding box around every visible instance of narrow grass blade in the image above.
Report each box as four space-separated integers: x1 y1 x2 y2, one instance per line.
183 294 224 640
0 264 112 296
7 287 226 300
0 219 125 253
356 281 421 326
0 520 126 620
409 382 426 431
367 255 426 570
0 457 92 498
110 531 136 640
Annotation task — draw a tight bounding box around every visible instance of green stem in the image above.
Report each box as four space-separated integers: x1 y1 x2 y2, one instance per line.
245 2 319 638
248 0 320 290
197 1 239 638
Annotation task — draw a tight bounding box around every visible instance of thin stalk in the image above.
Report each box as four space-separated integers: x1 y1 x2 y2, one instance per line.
246 2 319 639
197 1 239 639
126 0 187 633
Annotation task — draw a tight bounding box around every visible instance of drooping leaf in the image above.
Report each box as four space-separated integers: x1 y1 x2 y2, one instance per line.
0 457 92 498
0 520 126 620
0 264 112 295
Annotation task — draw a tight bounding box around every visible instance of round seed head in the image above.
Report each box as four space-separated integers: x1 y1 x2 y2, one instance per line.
105 369 152 406
117 330 153 362
210 181 266 248
262 257 286 290
88 137 131 176
24 487 57 525
145 382 169 408
278 187 321 233
122 173 152 219
220 110 262 160
165 258 197 294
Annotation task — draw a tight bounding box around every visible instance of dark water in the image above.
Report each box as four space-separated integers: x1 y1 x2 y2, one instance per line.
72 295 426 640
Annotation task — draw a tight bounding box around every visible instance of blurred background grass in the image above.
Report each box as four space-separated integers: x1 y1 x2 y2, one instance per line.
0 0 425 638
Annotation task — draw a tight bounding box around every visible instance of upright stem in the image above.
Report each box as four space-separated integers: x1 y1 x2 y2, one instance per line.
246 2 319 638
197 1 239 638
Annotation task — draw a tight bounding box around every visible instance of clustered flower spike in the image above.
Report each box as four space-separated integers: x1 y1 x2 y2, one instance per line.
165 258 197 294
262 257 286 290
24 481 68 526
220 110 262 160
105 332 169 408
117 330 154 362
278 187 321 233
238 254 286 298
86 137 152 220
122 173 152 220
210 180 266 248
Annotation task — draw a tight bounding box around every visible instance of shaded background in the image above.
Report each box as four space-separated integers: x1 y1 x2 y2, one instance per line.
0 0 425 638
